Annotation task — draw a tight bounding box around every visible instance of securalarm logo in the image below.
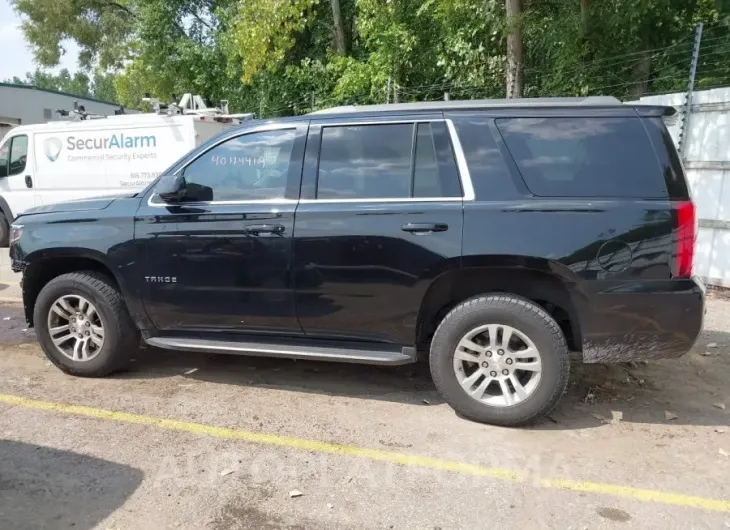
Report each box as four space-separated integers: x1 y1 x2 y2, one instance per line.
44 137 62 162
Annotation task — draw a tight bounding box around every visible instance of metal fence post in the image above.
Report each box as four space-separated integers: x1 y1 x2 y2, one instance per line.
678 23 703 159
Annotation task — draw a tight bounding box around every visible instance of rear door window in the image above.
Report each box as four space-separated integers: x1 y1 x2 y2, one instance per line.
316 122 461 199
317 124 412 199
496 117 667 198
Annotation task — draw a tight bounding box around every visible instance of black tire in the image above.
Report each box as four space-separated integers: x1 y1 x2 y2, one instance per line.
430 294 570 427
34 272 138 377
0 213 9 247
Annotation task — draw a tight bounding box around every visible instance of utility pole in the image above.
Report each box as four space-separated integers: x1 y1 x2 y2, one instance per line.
444 92 450 101
386 78 391 104
678 23 703 159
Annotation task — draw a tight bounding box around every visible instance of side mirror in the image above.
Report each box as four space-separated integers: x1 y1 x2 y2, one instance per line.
156 174 187 202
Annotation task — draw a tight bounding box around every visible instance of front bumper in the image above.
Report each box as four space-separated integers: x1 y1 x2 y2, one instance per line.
580 278 705 363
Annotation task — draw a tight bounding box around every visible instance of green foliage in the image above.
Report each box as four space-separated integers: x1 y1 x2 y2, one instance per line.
10 0 730 114
4 68 118 102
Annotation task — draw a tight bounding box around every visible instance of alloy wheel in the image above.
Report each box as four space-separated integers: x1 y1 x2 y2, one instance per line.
46 295 105 362
453 324 542 407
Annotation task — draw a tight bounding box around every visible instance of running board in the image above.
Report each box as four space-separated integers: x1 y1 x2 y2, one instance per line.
145 336 416 366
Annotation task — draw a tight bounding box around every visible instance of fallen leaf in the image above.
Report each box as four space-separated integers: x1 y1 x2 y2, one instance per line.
665 411 678 421
708 342 718 348
290 489 303 498
715 403 727 410
720 448 729 457
220 468 234 476
183 368 198 375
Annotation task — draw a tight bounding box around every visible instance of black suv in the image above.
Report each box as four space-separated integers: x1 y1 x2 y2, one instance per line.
9 97 704 426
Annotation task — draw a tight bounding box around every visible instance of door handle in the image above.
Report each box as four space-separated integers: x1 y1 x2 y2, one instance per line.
244 224 285 235
401 222 448 234
25 175 32 188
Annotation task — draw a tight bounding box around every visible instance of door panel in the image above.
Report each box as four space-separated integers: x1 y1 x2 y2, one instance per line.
292 117 464 345
0 133 35 216
136 123 307 334
136 202 299 333
293 201 462 344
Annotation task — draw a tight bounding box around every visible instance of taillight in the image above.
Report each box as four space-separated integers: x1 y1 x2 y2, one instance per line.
675 201 696 278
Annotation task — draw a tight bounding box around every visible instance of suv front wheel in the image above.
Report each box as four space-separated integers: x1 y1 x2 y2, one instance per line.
34 272 138 377
430 294 570 426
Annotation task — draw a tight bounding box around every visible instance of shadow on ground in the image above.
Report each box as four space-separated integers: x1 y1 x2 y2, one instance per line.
116 328 730 430
2 302 728 430
0 440 143 530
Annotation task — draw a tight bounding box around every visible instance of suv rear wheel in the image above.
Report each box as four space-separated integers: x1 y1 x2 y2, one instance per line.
430 294 569 426
34 272 138 377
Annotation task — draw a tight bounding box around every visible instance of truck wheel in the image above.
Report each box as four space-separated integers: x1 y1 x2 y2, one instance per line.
0 213 8 247
34 272 138 377
430 294 569 427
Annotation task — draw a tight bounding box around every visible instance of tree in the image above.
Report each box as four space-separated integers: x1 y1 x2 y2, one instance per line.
11 0 135 70
331 0 347 55
505 0 523 98
9 0 730 114
4 68 119 102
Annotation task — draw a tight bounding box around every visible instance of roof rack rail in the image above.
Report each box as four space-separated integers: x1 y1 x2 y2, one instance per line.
309 96 622 115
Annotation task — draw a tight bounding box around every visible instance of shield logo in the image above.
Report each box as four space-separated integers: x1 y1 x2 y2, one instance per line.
44 137 62 162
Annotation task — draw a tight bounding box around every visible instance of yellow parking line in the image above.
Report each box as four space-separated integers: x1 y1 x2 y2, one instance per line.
1 392 728 512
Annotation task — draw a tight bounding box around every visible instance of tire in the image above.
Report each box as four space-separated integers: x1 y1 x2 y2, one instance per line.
34 271 138 377
430 294 570 427
0 213 9 247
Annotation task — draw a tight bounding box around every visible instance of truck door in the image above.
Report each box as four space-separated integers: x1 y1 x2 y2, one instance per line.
292 116 467 345
135 122 307 333
0 132 35 218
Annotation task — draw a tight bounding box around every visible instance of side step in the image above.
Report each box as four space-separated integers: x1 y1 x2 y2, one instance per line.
145 336 416 366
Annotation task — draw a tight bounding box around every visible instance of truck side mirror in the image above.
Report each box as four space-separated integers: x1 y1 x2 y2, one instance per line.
156 174 187 202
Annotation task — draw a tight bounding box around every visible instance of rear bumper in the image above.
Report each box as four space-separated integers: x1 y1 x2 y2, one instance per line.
580 277 705 363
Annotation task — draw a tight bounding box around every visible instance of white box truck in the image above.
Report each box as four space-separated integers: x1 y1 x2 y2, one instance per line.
0 112 236 244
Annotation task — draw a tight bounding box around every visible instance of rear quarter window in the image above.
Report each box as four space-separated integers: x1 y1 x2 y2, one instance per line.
496 117 668 199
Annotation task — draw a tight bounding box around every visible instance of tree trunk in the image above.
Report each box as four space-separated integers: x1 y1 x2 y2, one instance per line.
580 0 589 36
629 49 652 98
505 0 523 98
330 0 347 56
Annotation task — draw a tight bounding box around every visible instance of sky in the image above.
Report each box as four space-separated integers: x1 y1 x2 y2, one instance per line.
0 0 79 81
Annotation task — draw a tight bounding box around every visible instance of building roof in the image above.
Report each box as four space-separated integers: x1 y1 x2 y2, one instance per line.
309 96 623 115
0 82 123 107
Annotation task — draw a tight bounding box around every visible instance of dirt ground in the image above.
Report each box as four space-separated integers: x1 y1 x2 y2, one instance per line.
0 294 729 529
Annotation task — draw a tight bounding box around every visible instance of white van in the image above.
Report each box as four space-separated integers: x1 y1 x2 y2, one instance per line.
0 113 235 245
